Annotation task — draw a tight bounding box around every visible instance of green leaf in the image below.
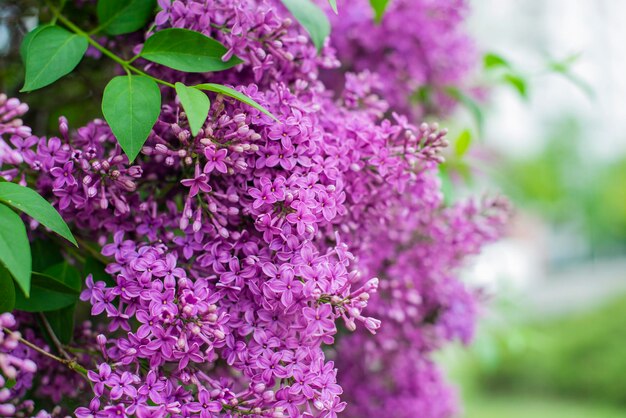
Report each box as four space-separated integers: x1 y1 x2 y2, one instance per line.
0 183 77 246
20 24 51 63
42 262 82 293
503 73 528 99
14 262 81 312
0 204 31 297
328 0 338 14
0 265 16 313
175 83 210 137
44 304 76 344
444 87 484 136
454 129 472 157
369 0 390 23
140 28 242 73
484 52 511 70
15 282 78 312
280 0 330 52
21 26 88 92
30 271 77 295
97 0 156 35
102 75 161 162
194 83 278 121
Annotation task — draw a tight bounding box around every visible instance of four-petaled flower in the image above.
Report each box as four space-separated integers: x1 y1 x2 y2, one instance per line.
181 164 212 197
50 161 76 188
203 146 228 174
186 389 222 418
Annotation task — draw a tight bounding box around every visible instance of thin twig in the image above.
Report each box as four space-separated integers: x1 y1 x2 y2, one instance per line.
2 327 88 377
45 0 176 88
39 312 72 361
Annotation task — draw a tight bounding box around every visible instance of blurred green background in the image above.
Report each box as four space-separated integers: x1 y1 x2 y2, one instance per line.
441 1 626 416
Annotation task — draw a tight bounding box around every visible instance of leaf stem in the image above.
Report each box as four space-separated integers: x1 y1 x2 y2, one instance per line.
44 0 175 88
127 54 141 64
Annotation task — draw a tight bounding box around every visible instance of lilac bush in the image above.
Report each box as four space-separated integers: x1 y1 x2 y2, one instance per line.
0 1 507 417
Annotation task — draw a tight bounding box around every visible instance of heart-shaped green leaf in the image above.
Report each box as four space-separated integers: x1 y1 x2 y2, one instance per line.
140 28 242 72
175 83 210 137
97 0 156 35
0 204 31 297
195 83 278 121
280 0 330 52
0 183 77 246
102 75 161 162
20 24 51 63
21 26 88 92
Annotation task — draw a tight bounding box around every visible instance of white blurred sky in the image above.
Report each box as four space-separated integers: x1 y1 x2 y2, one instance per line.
469 0 626 161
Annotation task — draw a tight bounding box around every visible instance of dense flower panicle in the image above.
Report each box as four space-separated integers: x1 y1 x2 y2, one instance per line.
0 1 508 417
323 0 477 119
0 314 91 418
0 94 32 179
0 314 35 418
334 196 508 418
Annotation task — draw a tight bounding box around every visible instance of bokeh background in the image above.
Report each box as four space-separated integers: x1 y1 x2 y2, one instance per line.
441 1 626 417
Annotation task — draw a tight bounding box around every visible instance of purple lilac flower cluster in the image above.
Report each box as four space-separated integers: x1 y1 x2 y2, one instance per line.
335 196 509 417
0 313 93 418
323 0 478 119
0 1 507 417
0 314 38 418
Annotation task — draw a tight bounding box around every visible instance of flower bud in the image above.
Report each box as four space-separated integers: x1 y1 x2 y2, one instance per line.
262 390 275 402
344 318 356 332
213 329 225 340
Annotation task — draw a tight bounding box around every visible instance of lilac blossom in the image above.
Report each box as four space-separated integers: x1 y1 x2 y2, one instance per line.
0 0 510 417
